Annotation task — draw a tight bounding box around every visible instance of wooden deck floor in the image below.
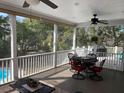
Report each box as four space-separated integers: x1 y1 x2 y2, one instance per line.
0 65 124 93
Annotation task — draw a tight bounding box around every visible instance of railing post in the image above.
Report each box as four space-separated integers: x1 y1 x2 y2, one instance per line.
9 14 18 80
53 24 58 67
115 46 118 53
72 27 77 53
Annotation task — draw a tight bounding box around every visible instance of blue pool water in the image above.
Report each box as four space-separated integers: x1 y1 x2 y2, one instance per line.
0 68 10 82
116 53 123 60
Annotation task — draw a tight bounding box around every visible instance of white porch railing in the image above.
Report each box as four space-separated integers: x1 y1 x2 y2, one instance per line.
0 50 72 85
96 52 123 71
0 49 124 85
56 50 73 66
17 52 55 78
17 50 72 78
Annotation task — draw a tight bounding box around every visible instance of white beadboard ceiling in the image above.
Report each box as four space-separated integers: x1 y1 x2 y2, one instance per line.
1 0 124 24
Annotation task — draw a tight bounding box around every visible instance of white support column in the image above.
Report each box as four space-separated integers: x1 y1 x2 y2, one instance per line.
122 44 124 71
53 24 58 67
72 27 77 52
9 14 18 80
115 46 118 53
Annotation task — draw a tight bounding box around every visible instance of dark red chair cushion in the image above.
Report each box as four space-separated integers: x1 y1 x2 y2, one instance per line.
89 66 102 72
70 61 85 72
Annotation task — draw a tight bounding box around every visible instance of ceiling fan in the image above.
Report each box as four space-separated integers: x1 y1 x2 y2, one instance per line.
91 14 108 25
23 0 58 9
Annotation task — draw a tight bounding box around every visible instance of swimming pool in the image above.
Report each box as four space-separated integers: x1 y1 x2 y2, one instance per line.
116 53 123 60
0 68 10 83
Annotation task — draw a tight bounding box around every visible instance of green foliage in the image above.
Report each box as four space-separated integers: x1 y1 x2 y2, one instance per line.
0 39 10 58
96 26 123 46
17 18 54 55
16 17 74 55
76 28 89 47
0 15 11 58
1 12 124 58
57 25 73 51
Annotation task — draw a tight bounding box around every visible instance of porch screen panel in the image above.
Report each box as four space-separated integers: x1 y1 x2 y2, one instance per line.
56 25 73 66
0 12 12 85
16 16 54 78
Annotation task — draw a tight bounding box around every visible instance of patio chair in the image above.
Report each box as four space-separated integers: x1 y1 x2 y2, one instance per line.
68 53 86 80
68 53 74 62
88 59 106 81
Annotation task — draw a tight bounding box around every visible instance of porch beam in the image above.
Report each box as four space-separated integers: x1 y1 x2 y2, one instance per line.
9 14 18 80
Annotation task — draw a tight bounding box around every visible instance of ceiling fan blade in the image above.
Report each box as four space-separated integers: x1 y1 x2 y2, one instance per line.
23 1 30 8
98 20 108 24
40 0 58 9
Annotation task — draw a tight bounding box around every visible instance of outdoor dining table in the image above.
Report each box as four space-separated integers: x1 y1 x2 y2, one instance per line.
72 56 98 68
69 55 99 80
81 57 98 62
81 57 98 68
